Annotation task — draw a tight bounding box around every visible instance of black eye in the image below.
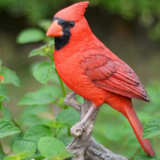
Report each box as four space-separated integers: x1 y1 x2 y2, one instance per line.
69 21 75 28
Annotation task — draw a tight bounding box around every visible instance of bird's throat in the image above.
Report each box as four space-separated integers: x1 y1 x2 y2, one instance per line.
55 31 71 50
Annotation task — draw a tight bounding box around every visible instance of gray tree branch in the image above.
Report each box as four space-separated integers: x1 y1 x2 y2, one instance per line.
64 92 128 160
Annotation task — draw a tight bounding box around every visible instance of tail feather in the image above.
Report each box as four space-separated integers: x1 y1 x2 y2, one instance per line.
124 104 155 156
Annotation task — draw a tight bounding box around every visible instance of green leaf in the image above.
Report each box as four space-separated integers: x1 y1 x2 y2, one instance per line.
3 152 33 160
49 73 60 84
0 95 5 102
12 140 36 156
24 125 52 143
3 155 18 160
18 152 33 159
0 119 21 138
143 115 160 138
21 105 50 118
33 62 54 84
44 120 66 129
18 91 54 106
29 46 46 58
1 67 20 87
21 106 51 126
38 137 65 157
0 86 8 102
56 108 80 127
47 150 74 160
1 106 12 121
17 28 45 44
29 40 54 58
134 155 159 160
58 128 73 145
38 137 73 159
29 61 45 73
0 86 7 95
38 85 62 99
21 115 44 126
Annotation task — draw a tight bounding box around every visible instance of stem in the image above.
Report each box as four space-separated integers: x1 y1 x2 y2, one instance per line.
12 118 23 133
45 53 53 61
54 128 61 138
0 102 2 110
51 101 59 105
67 127 71 136
54 129 57 138
55 69 66 98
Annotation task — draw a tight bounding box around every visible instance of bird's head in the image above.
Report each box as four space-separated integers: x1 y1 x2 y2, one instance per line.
46 1 90 50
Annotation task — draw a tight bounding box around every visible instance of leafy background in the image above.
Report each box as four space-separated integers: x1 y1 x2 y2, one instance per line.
0 0 160 159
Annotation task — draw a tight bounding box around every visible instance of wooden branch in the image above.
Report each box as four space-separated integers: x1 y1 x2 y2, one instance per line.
64 92 128 160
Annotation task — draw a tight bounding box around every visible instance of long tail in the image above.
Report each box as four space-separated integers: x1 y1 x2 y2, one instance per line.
124 103 155 156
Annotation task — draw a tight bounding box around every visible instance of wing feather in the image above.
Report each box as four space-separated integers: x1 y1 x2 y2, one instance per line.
81 54 149 101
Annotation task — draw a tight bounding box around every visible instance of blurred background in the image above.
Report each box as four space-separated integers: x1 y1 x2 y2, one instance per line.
0 0 160 159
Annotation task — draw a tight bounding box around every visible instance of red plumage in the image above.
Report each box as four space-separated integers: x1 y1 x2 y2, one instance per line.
47 1 155 156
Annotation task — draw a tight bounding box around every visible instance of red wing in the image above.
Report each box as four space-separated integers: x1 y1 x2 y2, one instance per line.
81 54 149 101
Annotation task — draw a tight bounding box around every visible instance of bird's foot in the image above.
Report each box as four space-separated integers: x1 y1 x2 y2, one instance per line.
70 103 98 137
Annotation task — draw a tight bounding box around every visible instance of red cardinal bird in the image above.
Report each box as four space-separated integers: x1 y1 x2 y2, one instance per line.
47 1 155 156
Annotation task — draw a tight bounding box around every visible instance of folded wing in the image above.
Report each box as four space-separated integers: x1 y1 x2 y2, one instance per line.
81 54 149 101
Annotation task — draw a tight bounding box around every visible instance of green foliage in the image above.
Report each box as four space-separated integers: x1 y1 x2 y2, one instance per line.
17 28 46 44
21 105 51 126
29 40 54 58
4 155 20 160
0 41 74 159
38 137 73 159
0 95 5 102
24 125 53 144
0 86 8 102
101 0 160 40
0 119 20 138
1 67 20 87
56 108 80 127
4 140 36 160
33 62 55 84
12 140 36 157
149 22 160 41
143 115 160 138
1 0 160 40
1 106 12 121
18 91 55 106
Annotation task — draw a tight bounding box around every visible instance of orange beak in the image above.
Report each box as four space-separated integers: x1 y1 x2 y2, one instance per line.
46 20 63 37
